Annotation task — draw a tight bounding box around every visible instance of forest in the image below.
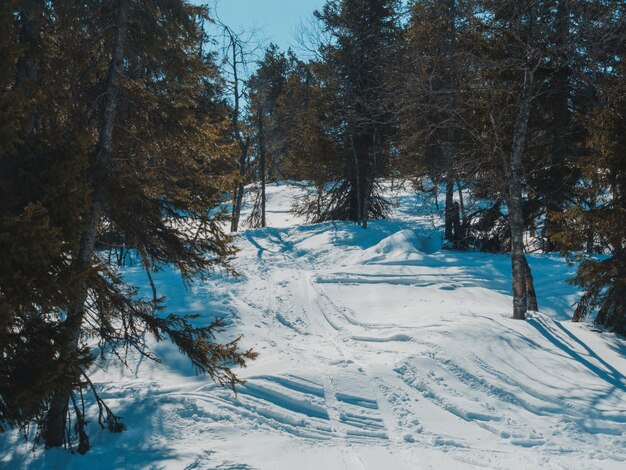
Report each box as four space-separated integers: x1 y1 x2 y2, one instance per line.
1 0 625 468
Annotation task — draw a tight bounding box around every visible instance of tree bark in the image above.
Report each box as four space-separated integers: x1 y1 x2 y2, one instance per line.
456 179 465 220
586 192 596 253
231 139 249 232
361 175 369 229
508 66 535 320
226 27 248 233
443 0 458 244
444 169 455 242
452 201 462 244
523 256 538 312
349 132 362 226
259 111 266 228
44 0 131 448
231 172 245 232
362 126 381 230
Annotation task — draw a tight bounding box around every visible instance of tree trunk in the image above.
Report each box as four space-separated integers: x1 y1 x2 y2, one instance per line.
230 187 239 231
361 176 370 229
230 142 248 232
456 179 465 220
231 179 245 232
259 112 266 228
44 0 130 448
508 67 535 320
586 192 596 254
523 256 538 312
362 126 381 230
452 202 462 244
349 133 362 226
444 170 455 242
226 28 247 233
443 0 459 244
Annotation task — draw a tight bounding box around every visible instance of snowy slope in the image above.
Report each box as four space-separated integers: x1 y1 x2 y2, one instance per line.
2 182 626 469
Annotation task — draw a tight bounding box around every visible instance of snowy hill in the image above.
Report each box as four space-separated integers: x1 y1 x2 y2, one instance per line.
3 182 626 469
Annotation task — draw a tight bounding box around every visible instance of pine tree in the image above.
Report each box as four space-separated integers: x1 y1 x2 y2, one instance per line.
246 44 291 227
552 2 626 334
399 0 472 246
0 0 93 435
303 0 401 227
274 59 348 216
456 0 557 319
1 0 256 452
571 61 626 334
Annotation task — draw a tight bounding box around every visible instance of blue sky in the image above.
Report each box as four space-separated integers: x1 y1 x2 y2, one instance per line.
206 0 325 53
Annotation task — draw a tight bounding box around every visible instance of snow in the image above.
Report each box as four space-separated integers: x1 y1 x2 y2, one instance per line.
2 182 626 469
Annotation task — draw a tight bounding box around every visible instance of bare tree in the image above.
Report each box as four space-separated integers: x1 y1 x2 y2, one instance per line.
213 12 261 232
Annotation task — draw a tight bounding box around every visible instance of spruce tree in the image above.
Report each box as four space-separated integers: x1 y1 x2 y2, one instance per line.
552 3 626 334
1 0 256 452
246 44 291 227
274 59 348 217
399 0 472 246
303 0 401 227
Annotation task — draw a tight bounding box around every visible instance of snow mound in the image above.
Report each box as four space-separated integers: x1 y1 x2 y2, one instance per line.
347 229 426 265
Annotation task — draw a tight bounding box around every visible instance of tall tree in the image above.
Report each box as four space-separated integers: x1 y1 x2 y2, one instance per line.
217 22 256 233
461 0 555 319
44 0 133 447
0 0 256 452
307 0 401 227
400 0 471 245
569 61 626 334
552 2 626 334
247 44 291 227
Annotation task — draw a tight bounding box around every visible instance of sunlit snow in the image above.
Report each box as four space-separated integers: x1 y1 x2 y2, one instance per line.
3 182 626 469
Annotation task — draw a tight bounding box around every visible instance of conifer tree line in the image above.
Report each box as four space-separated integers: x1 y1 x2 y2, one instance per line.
239 0 626 332
1 0 625 456
0 0 257 453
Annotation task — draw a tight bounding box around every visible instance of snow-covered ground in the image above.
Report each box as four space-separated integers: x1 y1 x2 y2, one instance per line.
3 182 626 469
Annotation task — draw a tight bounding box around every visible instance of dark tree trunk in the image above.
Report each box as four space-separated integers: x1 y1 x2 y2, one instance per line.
349 133 362 226
231 177 245 232
508 67 535 320
230 143 249 233
452 202 462 244
456 179 465 221
443 0 458 243
362 126 381 230
227 28 248 233
523 256 538 312
586 192 596 254
444 171 455 242
259 112 266 228
361 176 370 229
44 0 131 449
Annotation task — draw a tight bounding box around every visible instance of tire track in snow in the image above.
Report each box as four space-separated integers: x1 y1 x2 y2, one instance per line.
225 252 394 456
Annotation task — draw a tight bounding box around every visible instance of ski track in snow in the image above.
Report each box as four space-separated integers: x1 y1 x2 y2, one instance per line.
2 182 626 470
